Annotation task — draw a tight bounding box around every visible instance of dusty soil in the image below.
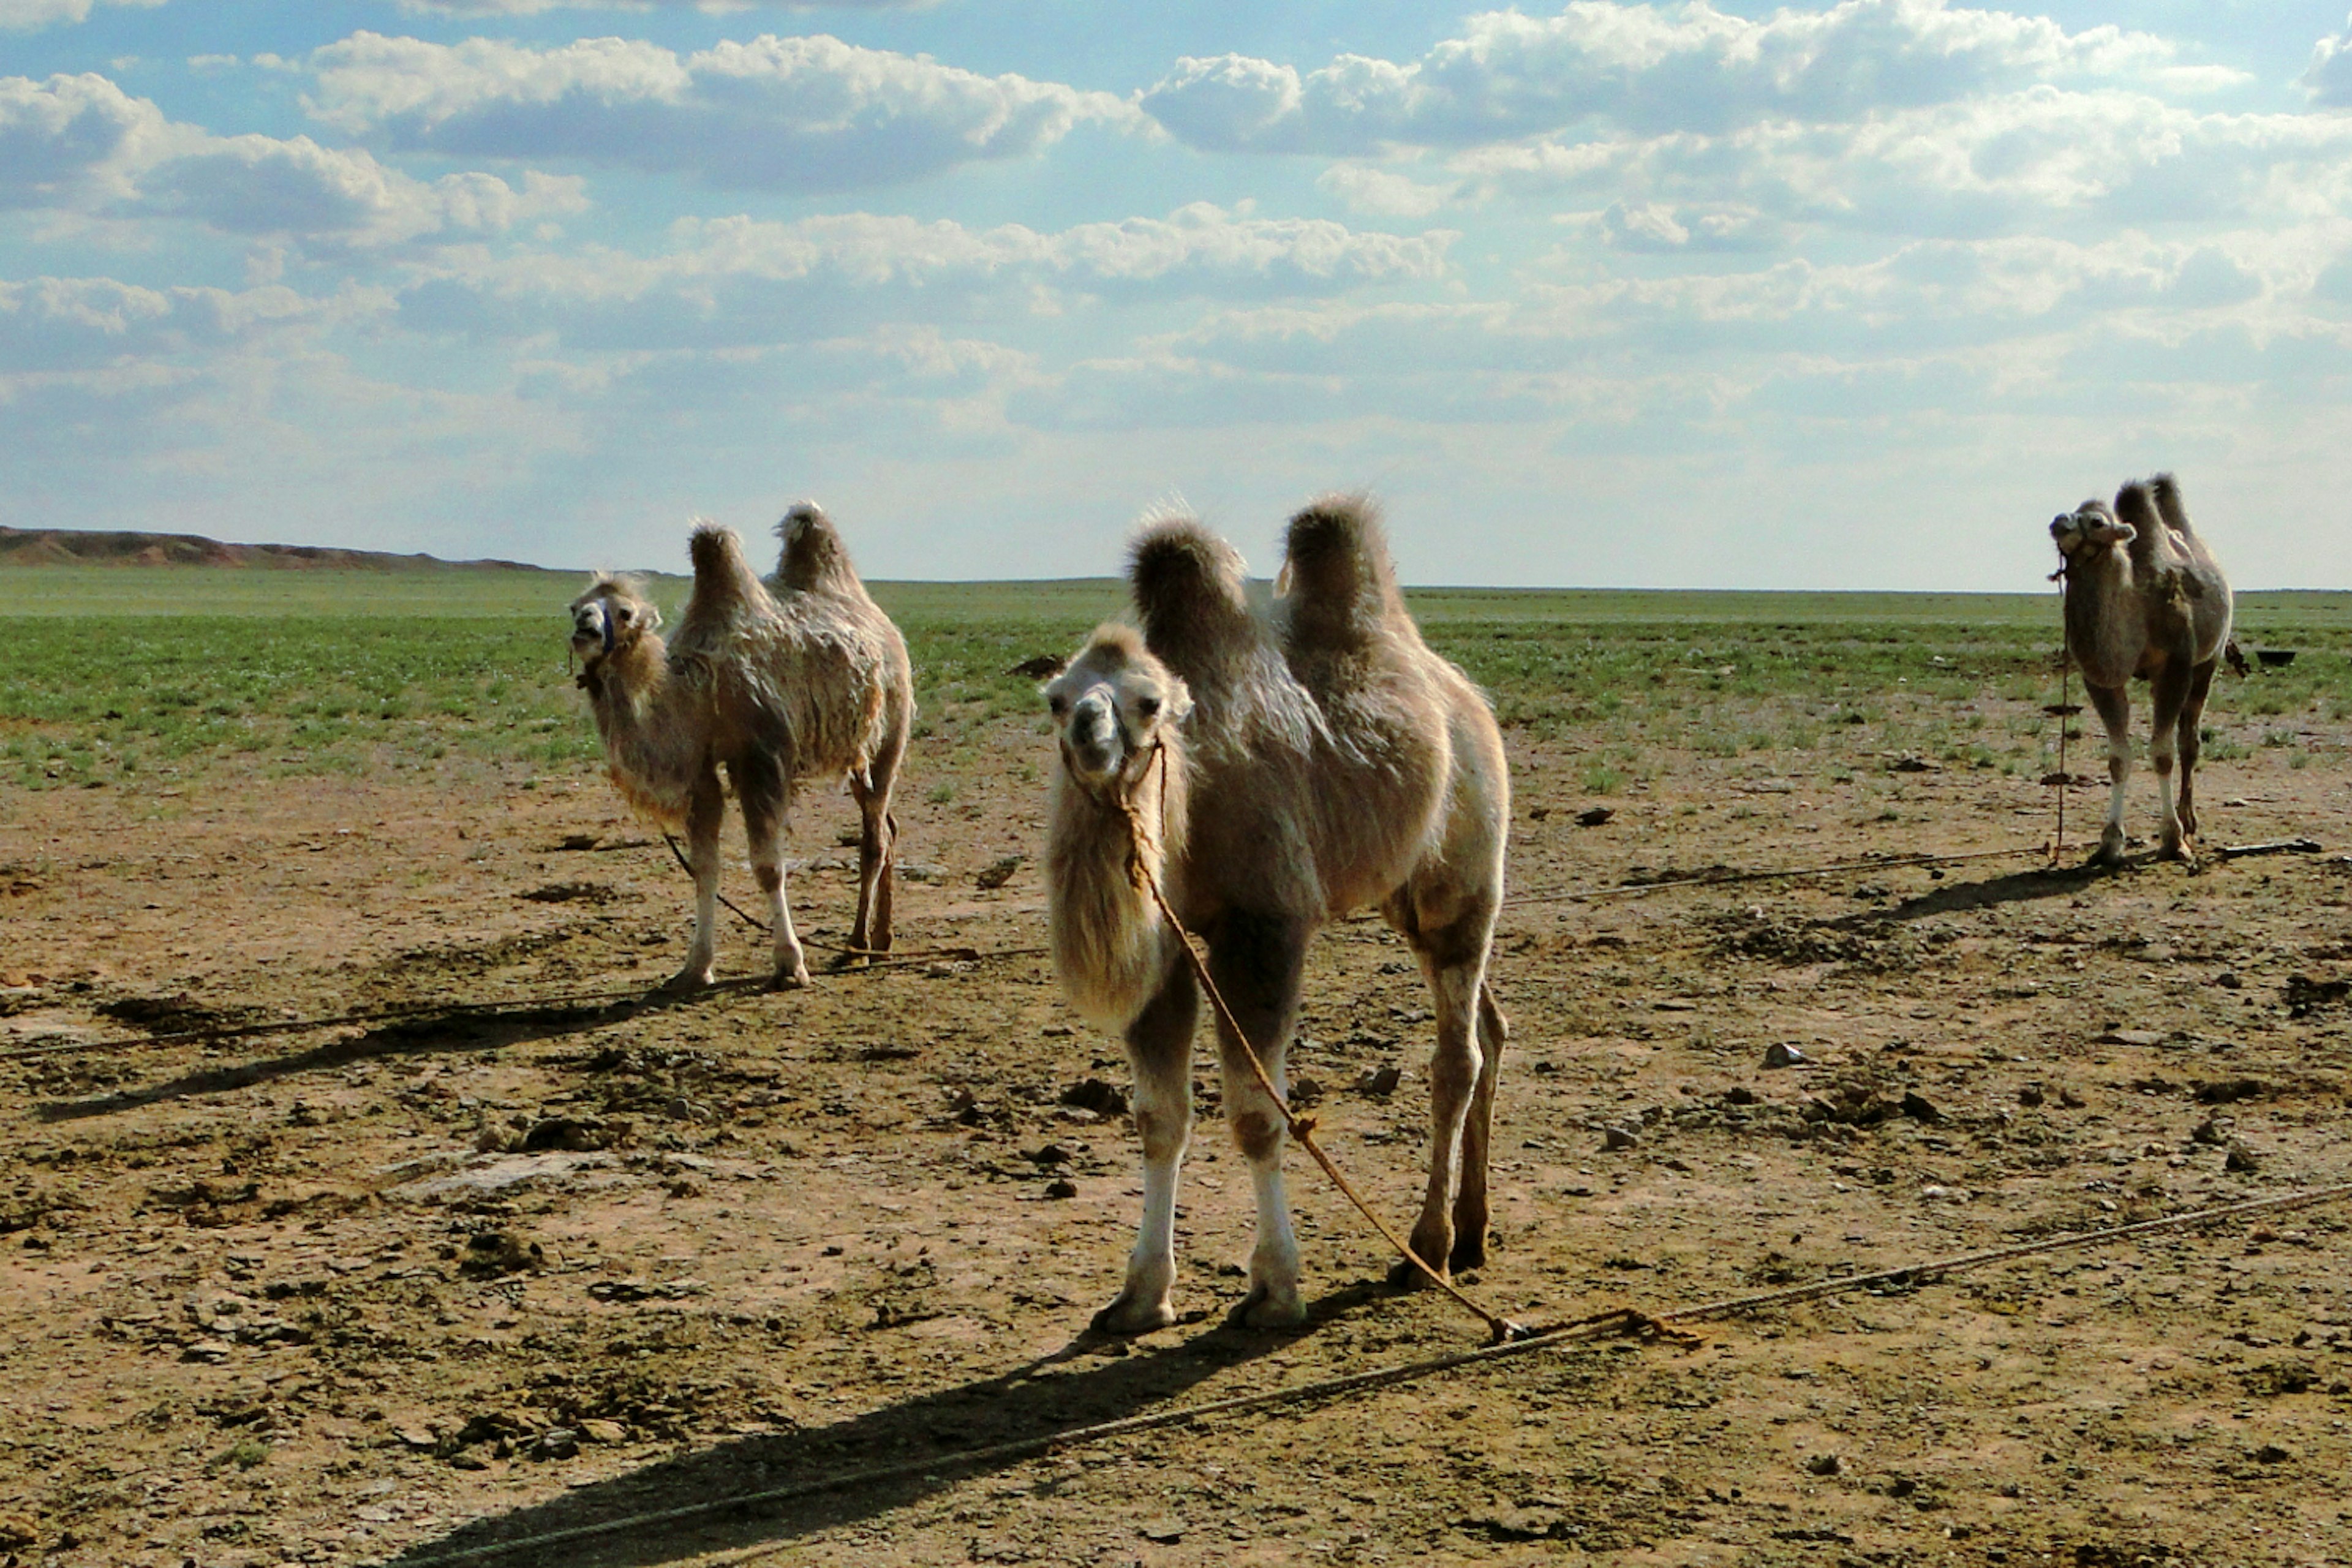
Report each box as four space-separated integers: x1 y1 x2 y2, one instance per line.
2 729 2350 1568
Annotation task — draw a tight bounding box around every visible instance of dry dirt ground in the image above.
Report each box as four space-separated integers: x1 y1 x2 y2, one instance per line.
2 725 2350 1568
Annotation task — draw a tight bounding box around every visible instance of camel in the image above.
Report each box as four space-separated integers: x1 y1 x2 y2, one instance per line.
1044 496 1510 1332
2048 473 2233 866
569 505 913 988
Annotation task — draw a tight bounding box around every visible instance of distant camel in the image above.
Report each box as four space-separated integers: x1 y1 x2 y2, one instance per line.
2049 473 2233 865
1044 497 1510 1331
570 507 912 987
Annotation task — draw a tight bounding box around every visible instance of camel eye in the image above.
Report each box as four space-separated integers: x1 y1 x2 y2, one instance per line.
1047 694 1069 717
1136 696 1161 720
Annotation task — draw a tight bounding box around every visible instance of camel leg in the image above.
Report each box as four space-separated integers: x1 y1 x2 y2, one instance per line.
1204 910 1311 1330
2147 658 2197 862
1448 983 1510 1275
666 766 726 990
1093 962 1198 1335
847 772 898 960
2084 682 2133 865
735 755 810 989
2174 657 2218 851
1393 939 1491 1288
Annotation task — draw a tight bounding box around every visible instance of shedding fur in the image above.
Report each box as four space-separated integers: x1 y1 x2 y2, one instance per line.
570 512 913 989
1044 494 1510 1335
2049 473 2234 865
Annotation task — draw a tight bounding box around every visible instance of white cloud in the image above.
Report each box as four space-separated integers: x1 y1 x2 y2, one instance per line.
1142 0 2240 154
141 137 588 246
0 0 162 32
1 71 590 247
1458 90 2352 241
305 30 1139 190
1317 163 1457 217
396 203 1456 349
394 1 918 13
0 73 173 208
2309 13 2352 107
0 273 358 376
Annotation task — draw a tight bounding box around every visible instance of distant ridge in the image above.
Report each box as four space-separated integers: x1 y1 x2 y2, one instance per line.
0 525 545 572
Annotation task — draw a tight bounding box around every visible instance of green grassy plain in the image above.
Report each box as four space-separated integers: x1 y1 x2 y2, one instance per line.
6 567 2347 794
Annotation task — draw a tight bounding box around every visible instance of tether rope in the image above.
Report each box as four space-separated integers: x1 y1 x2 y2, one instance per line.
372 1178 2352 1568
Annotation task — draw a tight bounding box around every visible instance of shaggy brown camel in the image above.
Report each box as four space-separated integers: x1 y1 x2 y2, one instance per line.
1044 497 1510 1332
570 507 913 988
2049 473 2234 865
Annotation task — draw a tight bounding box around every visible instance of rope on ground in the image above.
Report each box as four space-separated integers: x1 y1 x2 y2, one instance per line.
372 1179 2352 1568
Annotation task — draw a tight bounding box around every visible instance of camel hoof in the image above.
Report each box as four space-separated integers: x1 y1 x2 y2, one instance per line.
1448 1236 1488 1275
1090 1296 1175 1336
1226 1286 1308 1330
769 965 812 992
657 966 715 994
2086 844 2125 869
1387 1256 1449 1292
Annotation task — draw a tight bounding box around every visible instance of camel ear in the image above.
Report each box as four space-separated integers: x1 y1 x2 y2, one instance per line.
2087 520 2135 546
1163 675 1194 725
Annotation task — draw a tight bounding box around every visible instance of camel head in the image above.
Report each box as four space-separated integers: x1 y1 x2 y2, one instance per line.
569 575 661 666
2049 499 2135 560
1044 624 1192 797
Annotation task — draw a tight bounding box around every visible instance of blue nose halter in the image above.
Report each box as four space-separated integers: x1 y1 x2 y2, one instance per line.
601 607 616 655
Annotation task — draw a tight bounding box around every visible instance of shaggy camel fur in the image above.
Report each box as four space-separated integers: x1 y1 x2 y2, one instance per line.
2049 474 2233 865
570 507 913 987
1045 497 1510 1332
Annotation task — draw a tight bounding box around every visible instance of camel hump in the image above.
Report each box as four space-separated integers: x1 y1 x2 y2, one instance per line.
2111 481 2169 568
1279 492 1406 648
1129 513 1254 666
684 521 773 617
2148 472 2195 537
774 502 866 598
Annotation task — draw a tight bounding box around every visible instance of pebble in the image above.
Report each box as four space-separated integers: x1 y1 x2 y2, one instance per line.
1763 1043 1806 1069
1058 1079 1127 1117
1806 1453 1843 1476
530 1428 580 1461
1602 1125 1640 1152
2226 1145 2261 1174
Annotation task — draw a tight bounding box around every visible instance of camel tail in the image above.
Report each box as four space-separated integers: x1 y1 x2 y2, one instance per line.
774 503 871 600
2148 473 2195 538
1280 492 1407 649
1129 513 1252 663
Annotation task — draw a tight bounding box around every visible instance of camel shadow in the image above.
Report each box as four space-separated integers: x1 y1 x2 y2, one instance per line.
375 1283 1395 1568
33 981 757 1125
1841 852 2146 927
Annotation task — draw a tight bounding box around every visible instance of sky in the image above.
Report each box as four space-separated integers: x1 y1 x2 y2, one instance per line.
4 1 2351 589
